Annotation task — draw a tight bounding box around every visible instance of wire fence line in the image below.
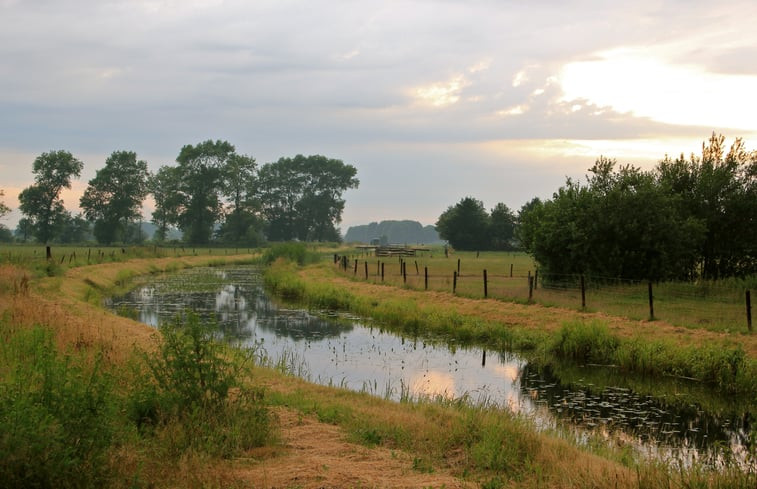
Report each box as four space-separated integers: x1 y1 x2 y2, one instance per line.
334 254 753 334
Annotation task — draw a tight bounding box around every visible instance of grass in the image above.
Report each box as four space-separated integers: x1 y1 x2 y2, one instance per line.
2 251 756 488
265 259 757 394
336 250 754 334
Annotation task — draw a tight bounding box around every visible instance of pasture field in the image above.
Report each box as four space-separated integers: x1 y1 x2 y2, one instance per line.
336 249 754 334
1 246 755 488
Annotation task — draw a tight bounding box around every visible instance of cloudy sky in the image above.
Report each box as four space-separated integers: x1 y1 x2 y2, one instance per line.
2 0 756 233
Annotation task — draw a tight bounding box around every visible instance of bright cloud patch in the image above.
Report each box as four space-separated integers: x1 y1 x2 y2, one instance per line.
559 47 757 131
414 75 469 107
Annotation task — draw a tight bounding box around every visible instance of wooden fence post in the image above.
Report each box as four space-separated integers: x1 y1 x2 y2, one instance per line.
424 267 428 290
453 271 457 294
534 270 538 289
483 269 488 298
648 282 655 320
381 262 385 282
353 259 358 275
747 290 752 332
403 261 407 284
46 246 52 260
528 275 534 302
364 261 368 280
510 263 513 277
580 275 586 309
457 258 461 275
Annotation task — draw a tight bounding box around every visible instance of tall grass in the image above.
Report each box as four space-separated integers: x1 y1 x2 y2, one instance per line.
550 320 757 393
0 325 116 489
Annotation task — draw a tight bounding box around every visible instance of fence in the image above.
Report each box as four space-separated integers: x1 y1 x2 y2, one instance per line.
334 253 753 334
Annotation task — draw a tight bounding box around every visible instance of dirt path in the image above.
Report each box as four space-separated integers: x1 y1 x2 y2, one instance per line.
235 408 473 489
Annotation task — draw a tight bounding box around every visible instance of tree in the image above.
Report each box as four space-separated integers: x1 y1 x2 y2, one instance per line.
57 212 92 244
174 140 235 244
79 151 150 244
149 166 182 242
219 153 260 245
258 155 359 241
489 203 517 250
519 158 706 282
657 133 757 278
0 189 10 242
436 197 490 251
18 150 83 243
14 218 34 242
0 189 9 219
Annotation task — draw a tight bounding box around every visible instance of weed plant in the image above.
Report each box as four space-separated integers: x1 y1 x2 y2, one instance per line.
129 312 276 458
0 325 116 489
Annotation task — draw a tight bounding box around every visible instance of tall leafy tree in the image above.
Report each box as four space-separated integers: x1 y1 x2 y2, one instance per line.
219 153 260 244
436 197 490 250
18 150 83 243
489 202 517 250
79 150 150 244
657 134 757 278
149 166 182 242
258 155 359 241
174 140 235 244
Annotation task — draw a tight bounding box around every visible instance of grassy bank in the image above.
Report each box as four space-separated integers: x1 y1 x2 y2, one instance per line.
1 251 755 488
264 258 757 394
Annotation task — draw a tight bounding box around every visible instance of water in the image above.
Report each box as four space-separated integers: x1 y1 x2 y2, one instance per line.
107 265 755 468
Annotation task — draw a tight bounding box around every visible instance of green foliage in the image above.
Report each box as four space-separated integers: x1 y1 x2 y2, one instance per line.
520 135 756 281
258 154 359 242
436 197 516 251
0 326 115 489
80 150 150 245
0 188 9 218
262 242 321 266
18 150 84 244
550 320 619 364
131 312 275 457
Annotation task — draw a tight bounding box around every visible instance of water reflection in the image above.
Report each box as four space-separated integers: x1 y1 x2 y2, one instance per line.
107 266 755 468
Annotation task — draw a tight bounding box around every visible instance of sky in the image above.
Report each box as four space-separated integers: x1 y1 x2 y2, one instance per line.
2 0 756 234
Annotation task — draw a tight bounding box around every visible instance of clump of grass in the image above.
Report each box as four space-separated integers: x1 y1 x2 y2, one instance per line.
0 325 116 489
262 242 320 266
549 320 757 393
550 320 619 364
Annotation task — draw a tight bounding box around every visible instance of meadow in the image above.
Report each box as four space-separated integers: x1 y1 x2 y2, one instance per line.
335 248 754 334
1 244 755 488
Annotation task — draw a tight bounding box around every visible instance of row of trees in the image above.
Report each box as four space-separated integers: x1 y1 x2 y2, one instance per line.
436 134 755 281
14 141 359 245
519 134 755 281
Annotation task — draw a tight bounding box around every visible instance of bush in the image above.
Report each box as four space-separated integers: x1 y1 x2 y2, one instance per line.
0 327 115 489
130 313 276 457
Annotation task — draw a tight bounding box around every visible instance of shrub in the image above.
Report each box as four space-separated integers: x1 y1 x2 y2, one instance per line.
0 326 115 489
130 312 276 457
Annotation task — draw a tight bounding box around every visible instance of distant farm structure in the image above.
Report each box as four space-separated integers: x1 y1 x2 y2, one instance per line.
356 244 431 257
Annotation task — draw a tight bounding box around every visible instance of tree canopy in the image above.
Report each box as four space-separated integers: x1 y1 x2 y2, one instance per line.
18 150 83 244
518 135 756 281
258 155 359 241
436 197 517 251
80 150 150 244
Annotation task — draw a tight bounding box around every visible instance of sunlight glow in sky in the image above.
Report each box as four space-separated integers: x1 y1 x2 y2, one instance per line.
560 47 757 131
2 1 757 231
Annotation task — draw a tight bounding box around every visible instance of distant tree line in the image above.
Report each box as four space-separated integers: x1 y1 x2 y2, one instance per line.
438 134 756 281
12 141 359 246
